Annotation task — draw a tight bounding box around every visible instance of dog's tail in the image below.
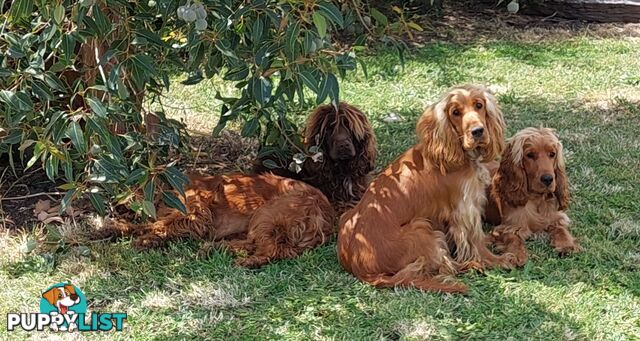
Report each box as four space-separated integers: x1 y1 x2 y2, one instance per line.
360 273 468 294
357 255 468 294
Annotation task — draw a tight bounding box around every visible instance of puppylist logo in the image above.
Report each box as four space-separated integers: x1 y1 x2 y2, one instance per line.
6 282 126 332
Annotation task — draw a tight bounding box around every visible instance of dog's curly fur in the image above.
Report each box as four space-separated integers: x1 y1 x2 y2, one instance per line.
256 102 377 212
102 173 335 268
337 85 516 294
485 127 580 266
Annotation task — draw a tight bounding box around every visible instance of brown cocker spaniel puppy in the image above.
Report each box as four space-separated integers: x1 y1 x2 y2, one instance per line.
256 102 377 212
485 127 581 266
105 173 335 268
337 85 515 294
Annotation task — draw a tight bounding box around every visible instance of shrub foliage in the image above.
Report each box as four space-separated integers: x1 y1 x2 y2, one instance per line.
0 0 423 217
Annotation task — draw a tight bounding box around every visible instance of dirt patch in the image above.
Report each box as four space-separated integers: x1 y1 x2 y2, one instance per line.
177 130 259 175
413 1 640 45
0 165 64 229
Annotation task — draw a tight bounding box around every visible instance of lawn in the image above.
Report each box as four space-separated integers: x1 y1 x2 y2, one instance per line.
2 26 640 339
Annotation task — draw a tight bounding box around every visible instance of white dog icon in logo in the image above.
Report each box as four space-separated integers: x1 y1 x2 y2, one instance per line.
41 284 80 331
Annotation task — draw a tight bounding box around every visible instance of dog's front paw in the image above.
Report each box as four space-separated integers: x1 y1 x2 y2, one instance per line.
506 252 528 267
555 242 582 256
496 252 523 268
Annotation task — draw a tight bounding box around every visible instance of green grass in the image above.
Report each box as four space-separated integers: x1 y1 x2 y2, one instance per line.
2 36 640 339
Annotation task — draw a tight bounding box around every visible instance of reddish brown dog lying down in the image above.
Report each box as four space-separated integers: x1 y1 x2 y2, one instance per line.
485 127 581 266
107 173 335 268
337 85 516 294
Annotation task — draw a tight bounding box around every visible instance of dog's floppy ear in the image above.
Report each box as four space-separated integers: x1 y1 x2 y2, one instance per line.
42 287 59 306
304 104 333 149
64 284 77 296
554 140 570 210
492 141 529 209
417 95 466 174
345 103 377 172
481 89 506 162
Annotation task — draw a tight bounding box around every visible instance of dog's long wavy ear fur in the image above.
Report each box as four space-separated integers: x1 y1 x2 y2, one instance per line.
554 139 570 211
343 103 377 171
481 89 506 162
304 104 332 149
417 94 466 174
492 141 529 210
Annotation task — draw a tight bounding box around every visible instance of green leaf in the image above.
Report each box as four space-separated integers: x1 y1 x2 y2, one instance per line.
126 168 148 185
44 73 67 92
89 192 107 217
299 70 319 94
162 192 187 215
65 121 87 154
26 142 45 170
316 72 339 104
63 150 73 182
162 166 188 198
144 179 155 202
312 12 327 39
317 2 344 28
31 79 54 101
135 29 167 47
262 159 279 169
57 183 77 191
303 31 316 54
284 21 300 61
0 90 34 111
224 64 249 81
357 58 369 79
131 54 156 75
92 5 112 36
9 0 33 23
45 154 59 181
326 73 340 104
215 40 237 59
86 97 108 118
53 4 65 25
142 200 157 219
241 117 260 137
250 76 272 106
61 34 76 65
316 73 330 104
60 189 76 213
252 16 264 43
370 8 388 26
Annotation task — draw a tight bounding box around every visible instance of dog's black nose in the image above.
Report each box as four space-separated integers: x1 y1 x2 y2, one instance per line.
471 127 484 139
540 174 554 186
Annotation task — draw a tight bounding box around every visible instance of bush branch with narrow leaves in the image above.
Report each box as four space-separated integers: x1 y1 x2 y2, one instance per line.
0 0 418 219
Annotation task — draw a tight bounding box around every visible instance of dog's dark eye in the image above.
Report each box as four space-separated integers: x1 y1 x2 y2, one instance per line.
58 293 63 298
452 109 460 116
526 152 535 159
475 102 483 109
549 152 556 158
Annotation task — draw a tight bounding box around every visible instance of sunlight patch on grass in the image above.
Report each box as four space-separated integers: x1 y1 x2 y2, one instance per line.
395 318 437 339
609 218 640 239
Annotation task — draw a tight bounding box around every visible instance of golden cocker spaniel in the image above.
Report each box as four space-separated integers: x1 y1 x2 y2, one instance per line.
337 85 515 294
485 127 580 266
